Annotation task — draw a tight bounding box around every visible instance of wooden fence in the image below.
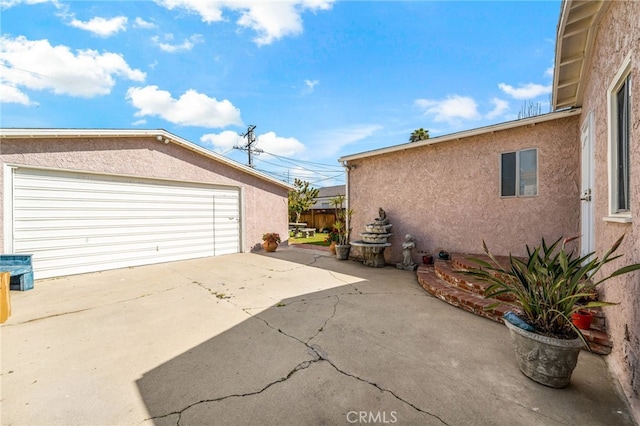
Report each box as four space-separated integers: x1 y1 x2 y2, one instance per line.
298 210 341 232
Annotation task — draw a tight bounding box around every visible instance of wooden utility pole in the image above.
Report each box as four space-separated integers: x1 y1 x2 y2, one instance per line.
235 125 261 168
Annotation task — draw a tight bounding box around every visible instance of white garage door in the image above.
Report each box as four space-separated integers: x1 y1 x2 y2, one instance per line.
10 168 241 279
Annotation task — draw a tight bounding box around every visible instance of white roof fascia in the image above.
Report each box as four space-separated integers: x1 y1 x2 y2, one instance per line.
0 128 294 190
338 109 582 163
552 0 608 110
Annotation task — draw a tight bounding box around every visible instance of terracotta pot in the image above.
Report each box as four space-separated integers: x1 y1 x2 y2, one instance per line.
571 310 593 330
263 241 278 252
329 241 337 255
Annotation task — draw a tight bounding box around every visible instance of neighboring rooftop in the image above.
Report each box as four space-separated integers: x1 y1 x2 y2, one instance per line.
317 185 345 198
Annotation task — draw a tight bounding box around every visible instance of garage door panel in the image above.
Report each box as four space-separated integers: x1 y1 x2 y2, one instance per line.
36 248 215 278
14 221 215 236
15 229 217 251
11 169 241 279
32 238 216 264
15 204 212 220
15 188 215 204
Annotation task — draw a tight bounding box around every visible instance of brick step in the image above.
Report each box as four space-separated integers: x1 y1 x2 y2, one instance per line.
448 253 609 332
434 258 517 303
417 264 514 323
416 261 612 355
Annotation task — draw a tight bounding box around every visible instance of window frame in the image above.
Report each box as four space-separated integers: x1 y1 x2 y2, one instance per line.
500 148 538 198
606 52 633 222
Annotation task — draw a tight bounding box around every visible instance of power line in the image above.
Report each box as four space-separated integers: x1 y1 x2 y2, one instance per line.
253 157 344 182
0 63 62 81
254 167 345 186
254 156 344 173
261 151 343 170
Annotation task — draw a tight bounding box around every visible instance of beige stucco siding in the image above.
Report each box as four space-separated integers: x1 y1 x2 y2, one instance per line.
347 115 580 263
579 0 640 418
0 137 289 254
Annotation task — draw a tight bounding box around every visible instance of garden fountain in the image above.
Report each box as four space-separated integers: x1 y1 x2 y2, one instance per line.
350 208 393 267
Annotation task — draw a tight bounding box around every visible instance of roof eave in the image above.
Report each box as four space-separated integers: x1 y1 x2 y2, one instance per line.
338 109 582 163
552 0 608 110
0 128 294 191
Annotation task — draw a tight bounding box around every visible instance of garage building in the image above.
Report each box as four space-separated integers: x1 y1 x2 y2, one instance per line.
0 129 292 279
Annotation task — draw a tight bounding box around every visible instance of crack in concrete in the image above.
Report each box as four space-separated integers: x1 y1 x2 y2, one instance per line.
6 285 184 326
252 304 449 425
140 357 320 426
137 262 446 425
321 356 449 425
325 270 356 285
306 295 340 343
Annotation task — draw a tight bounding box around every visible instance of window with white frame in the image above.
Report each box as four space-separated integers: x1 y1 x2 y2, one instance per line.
607 54 632 219
501 148 538 197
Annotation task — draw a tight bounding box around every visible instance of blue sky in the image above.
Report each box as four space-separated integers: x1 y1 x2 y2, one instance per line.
0 0 560 186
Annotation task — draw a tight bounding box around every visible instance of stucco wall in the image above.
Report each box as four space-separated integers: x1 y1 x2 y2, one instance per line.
347 115 580 263
579 1 640 419
0 136 289 254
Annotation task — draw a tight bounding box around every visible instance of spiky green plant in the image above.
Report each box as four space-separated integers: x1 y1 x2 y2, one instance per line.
465 235 640 341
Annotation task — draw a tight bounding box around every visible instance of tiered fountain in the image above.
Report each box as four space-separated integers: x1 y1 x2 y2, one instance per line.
350 208 392 267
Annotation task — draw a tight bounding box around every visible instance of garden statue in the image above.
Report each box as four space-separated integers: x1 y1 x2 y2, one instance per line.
397 234 417 271
375 207 389 225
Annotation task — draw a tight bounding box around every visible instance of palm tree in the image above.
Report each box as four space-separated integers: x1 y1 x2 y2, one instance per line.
409 128 430 142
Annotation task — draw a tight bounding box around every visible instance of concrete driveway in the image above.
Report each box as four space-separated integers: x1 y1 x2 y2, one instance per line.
1 247 635 425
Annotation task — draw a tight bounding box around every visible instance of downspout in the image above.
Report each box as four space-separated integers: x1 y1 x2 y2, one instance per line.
341 160 351 242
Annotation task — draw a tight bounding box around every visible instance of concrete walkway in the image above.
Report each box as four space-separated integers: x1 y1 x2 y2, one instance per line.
1 247 634 425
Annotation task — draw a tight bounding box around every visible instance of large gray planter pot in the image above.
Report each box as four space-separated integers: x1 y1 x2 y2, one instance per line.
504 317 584 388
335 244 351 260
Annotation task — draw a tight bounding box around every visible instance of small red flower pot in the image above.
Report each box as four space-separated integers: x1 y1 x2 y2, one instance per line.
572 310 593 330
422 255 433 265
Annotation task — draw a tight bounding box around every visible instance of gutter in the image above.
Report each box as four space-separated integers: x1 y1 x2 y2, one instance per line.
338 108 581 163
0 128 294 191
341 160 351 242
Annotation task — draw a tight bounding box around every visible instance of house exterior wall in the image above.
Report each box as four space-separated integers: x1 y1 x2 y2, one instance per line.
579 1 640 419
0 137 290 254
346 115 580 263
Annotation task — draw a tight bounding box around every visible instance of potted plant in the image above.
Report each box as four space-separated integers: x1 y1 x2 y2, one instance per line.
571 309 593 330
421 252 433 265
262 233 281 253
329 195 353 260
465 235 640 388
333 220 352 260
325 227 340 255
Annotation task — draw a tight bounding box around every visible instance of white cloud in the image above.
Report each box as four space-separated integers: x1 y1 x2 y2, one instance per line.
415 95 481 124
156 0 334 45
157 0 225 22
200 130 305 157
0 0 57 9
126 85 242 128
200 130 242 153
312 124 382 158
302 79 319 94
134 17 156 29
255 131 305 157
69 16 128 37
498 82 551 100
544 66 554 78
485 97 509 119
152 34 203 53
0 35 145 99
0 83 36 105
